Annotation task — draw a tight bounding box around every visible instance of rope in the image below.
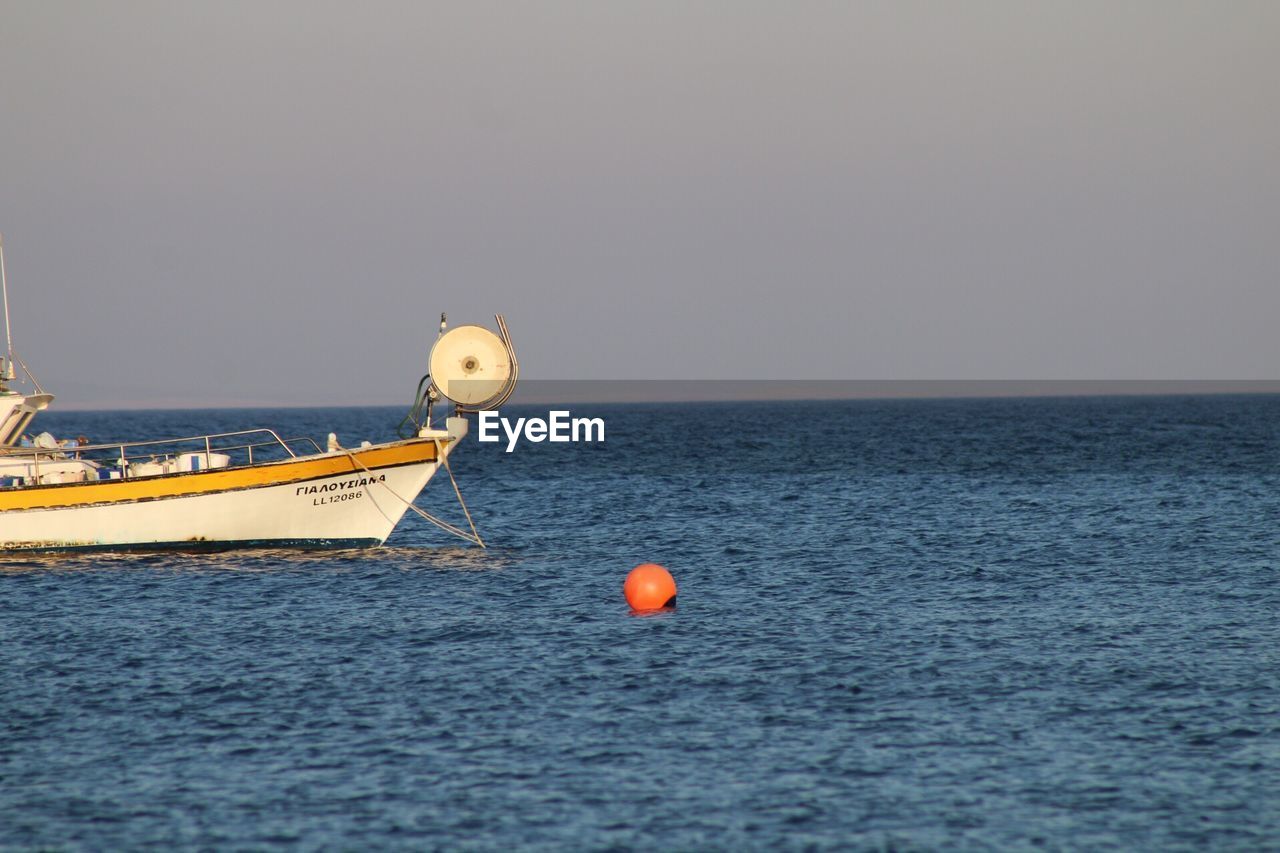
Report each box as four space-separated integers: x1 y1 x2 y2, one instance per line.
432 438 485 548
396 373 432 439
343 441 485 548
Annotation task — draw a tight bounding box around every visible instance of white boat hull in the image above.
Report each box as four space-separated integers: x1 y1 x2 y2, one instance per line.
0 438 449 552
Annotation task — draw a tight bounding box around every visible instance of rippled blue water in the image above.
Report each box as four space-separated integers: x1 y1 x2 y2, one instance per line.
3 396 1280 849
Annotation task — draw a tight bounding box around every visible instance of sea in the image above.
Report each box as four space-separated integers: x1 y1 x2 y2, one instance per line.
3 394 1279 850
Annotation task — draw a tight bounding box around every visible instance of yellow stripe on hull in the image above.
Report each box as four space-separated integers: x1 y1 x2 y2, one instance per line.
0 438 444 512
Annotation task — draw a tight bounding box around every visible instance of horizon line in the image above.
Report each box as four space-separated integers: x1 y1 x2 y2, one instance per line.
41 380 1280 413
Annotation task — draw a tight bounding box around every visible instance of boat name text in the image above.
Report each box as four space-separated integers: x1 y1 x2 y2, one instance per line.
296 475 385 497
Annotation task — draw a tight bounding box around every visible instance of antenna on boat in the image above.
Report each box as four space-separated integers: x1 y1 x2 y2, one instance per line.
0 235 46 395
0 233 14 383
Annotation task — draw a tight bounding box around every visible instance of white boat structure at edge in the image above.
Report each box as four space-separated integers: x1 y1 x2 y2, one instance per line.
0 233 518 552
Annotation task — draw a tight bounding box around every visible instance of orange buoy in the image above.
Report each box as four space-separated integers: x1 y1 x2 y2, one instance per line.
624 563 677 610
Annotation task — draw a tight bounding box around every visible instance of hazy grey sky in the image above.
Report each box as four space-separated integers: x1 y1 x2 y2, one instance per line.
1 1 1277 406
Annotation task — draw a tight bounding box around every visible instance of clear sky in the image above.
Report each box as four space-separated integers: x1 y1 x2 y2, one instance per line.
1 2 1277 407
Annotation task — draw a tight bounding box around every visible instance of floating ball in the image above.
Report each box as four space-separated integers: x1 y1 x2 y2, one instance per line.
624 563 677 610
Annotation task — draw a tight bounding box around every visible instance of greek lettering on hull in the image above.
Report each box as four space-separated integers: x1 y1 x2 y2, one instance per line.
296 474 386 497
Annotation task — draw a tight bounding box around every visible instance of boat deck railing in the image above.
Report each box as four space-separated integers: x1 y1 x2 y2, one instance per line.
0 428 326 481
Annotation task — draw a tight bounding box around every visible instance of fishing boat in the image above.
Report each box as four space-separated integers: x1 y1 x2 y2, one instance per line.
0 234 517 552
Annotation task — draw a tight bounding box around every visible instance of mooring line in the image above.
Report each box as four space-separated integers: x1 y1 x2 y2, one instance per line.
343 443 485 548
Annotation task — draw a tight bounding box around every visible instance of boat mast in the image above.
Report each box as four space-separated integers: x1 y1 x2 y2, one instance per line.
0 234 44 394
0 232 12 386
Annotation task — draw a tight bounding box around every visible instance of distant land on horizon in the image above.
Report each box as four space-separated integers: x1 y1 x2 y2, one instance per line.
44 381 1280 412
